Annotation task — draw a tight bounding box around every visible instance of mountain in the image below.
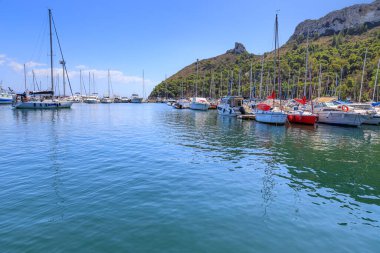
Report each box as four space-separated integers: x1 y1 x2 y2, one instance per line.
149 1 380 101
289 0 380 41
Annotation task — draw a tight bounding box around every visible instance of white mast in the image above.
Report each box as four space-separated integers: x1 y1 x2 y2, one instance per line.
49 9 54 93
142 70 145 100
195 59 199 97
23 64 27 90
304 29 309 97
259 55 264 99
108 69 111 97
359 48 368 103
249 62 253 100
372 58 380 101
318 64 322 98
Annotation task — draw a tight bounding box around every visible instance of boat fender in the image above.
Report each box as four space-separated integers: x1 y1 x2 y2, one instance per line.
229 109 232 114
342 105 349 112
223 109 225 113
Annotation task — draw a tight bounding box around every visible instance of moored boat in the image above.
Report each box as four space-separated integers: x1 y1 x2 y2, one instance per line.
131 94 143 103
287 110 318 125
189 97 210 111
217 96 244 117
173 98 190 109
0 86 13 104
314 98 369 127
13 10 73 110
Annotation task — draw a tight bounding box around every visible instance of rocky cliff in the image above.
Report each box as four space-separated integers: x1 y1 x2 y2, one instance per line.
289 0 380 41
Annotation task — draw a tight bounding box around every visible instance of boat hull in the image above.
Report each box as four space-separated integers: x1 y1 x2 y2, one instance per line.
131 98 143 103
363 115 380 125
217 105 241 117
0 98 13 104
317 111 368 126
287 113 317 125
190 102 210 111
255 111 287 125
13 101 73 109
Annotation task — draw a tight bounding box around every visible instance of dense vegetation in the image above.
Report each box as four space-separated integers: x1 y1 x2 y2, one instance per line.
149 27 380 102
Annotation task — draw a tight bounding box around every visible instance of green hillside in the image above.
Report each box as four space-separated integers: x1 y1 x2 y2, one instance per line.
149 26 380 102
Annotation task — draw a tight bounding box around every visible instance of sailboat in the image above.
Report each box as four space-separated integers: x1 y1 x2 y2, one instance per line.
254 14 287 125
190 59 210 111
287 31 318 125
0 86 13 104
101 70 114 103
13 9 73 109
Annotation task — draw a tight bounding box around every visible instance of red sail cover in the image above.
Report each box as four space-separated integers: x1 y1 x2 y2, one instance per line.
267 91 276 99
257 103 271 111
295 96 307 105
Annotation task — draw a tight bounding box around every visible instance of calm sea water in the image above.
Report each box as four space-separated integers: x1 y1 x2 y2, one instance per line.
0 103 379 253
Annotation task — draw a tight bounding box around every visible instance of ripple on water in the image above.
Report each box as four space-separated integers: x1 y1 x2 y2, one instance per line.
0 103 379 253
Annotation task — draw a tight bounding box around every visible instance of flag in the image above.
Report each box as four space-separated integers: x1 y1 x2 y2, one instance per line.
267 90 276 99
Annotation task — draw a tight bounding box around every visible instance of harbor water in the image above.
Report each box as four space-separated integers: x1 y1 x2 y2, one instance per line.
0 103 379 252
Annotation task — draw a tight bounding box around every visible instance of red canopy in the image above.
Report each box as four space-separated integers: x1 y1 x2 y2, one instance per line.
257 103 271 111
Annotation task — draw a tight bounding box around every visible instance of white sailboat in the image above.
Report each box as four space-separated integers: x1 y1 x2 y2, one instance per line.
190 59 210 111
100 70 114 103
13 9 73 109
255 14 287 125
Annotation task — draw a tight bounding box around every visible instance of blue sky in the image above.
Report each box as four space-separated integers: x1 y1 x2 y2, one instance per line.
0 0 372 97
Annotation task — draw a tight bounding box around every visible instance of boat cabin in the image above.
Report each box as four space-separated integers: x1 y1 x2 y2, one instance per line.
220 96 243 107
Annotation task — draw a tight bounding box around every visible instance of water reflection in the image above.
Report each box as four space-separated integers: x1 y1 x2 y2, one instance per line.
164 108 380 226
12 109 66 222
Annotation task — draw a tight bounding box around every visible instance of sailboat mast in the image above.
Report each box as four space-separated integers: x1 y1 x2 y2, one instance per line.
275 13 282 108
49 9 54 93
142 70 145 100
23 64 27 90
359 48 368 103
238 68 241 96
220 71 223 97
318 64 322 98
260 55 264 99
249 62 253 100
195 59 199 97
373 58 380 101
304 29 309 97
80 69 82 95
108 69 111 97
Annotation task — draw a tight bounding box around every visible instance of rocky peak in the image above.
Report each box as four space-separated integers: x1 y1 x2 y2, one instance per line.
289 0 380 41
226 42 247 54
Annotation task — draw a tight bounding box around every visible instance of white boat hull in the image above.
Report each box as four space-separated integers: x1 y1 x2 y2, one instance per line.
363 115 380 125
83 99 98 104
317 111 368 126
190 102 210 111
131 98 143 103
255 111 287 125
13 101 73 109
217 105 241 117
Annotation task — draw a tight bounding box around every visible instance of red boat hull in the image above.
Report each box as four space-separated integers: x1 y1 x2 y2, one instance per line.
287 114 317 125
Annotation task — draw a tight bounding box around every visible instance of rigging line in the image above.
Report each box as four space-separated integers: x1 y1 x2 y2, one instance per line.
51 15 73 96
30 13 48 62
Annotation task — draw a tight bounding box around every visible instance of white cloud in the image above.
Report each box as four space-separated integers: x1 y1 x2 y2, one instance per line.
8 61 24 72
25 61 46 68
75 64 88 69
